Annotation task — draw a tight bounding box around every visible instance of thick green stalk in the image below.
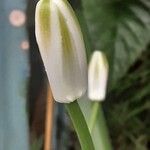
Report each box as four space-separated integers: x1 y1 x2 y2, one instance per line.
65 101 95 150
90 102 112 150
89 102 99 132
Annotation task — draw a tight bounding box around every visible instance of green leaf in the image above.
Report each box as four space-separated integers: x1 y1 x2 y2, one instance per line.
82 0 150 87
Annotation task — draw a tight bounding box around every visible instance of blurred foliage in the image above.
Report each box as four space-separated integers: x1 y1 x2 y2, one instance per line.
77 0 150 149
105 47 150 150
82 0 150 87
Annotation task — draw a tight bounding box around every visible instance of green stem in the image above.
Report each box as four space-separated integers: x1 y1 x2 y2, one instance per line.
89 102 112 150
89 102 99 132
65 101 95 150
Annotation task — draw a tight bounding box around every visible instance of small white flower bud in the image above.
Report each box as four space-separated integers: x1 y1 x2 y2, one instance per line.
88 51 109 101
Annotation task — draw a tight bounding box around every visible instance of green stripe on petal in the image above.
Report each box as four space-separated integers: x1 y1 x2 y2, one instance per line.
38 1 51 48
58 7 73 56
54 0 82 39
57 6 84 99
61 0 83 38
58 7 75 88
94 61 100 79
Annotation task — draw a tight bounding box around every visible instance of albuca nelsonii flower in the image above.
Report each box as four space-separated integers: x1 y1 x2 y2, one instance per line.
35 0 87 103
88 51 109 101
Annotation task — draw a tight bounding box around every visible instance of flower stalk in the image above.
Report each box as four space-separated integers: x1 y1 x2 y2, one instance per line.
91 103 112 150
89 102 99 132
65 101 95 150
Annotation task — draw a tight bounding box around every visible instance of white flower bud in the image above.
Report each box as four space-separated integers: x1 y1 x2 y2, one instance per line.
35 0 87 103
88 51 109 101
